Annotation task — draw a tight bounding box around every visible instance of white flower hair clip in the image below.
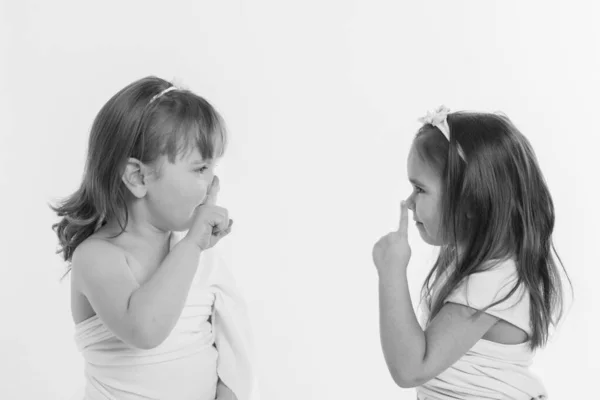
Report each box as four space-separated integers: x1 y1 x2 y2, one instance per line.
418 105 465 161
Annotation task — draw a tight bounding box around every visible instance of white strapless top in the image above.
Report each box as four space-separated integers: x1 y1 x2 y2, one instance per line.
73 233 255 400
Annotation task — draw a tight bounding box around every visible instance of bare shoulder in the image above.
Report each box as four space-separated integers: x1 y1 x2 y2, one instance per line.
68 232 150 345
70 234 130 291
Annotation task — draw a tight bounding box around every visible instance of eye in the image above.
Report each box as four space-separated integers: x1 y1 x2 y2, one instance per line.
195 166 208 173
413 186 424 194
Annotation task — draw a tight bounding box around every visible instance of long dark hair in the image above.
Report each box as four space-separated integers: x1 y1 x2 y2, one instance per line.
50 76 227 278
416 111 572 350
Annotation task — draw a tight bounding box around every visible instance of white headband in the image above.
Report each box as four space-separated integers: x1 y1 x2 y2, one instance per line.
149 86 178 105
417 105 465 161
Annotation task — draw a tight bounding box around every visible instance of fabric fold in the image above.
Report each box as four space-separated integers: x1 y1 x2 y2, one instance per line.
71 231 255 400
197 238 256 400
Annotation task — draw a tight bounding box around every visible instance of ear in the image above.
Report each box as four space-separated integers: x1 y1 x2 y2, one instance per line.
122 158 148 198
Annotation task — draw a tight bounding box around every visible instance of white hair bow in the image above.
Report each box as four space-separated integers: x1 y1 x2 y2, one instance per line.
418 105 465 161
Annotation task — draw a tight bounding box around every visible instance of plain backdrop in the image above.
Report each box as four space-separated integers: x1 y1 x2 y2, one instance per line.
1 1 598 399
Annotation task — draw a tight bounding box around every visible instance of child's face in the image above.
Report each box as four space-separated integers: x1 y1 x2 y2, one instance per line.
406 144 445 246
145 147 219 232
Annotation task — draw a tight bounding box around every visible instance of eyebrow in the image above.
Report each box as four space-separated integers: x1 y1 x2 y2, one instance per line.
409 178 427 187
191 158 217 165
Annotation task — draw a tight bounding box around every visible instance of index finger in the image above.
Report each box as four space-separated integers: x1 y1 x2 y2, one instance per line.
397 200 409 235
205 175 220 205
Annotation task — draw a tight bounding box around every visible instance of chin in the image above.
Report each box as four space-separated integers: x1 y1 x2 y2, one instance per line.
420 235 436 246
167 214 193 233
419 231 442 247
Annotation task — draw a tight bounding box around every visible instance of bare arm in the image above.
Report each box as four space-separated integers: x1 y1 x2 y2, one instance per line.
73 237 203 349
378 271 498 388
72 176 231 349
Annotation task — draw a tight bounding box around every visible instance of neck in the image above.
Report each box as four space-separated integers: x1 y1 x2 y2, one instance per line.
104 201 172 248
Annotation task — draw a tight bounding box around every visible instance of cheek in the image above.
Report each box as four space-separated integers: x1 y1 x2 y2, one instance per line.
428 208 444 241
170 177 210 226
196 179 210 203
162 174 210 206
181 173 213 204
416 199 439 227
415 197 430 220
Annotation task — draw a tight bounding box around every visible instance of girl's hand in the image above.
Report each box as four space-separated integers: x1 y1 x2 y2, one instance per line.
186 176 233 250
215 379 237 400
372 200 412 277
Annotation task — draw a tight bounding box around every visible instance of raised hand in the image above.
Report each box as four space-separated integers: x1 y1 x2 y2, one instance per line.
372 200 412 276
186 176 233 250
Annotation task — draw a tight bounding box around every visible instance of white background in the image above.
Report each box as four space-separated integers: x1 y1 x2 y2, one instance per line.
1 1 598 399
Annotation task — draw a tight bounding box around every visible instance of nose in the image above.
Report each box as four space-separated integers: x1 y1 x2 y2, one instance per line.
405 193 415 211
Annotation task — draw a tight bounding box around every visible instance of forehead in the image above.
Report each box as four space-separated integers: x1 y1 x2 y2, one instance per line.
407 145 442 189
154 148 218 174
179 147 219 164
176 131 224 163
